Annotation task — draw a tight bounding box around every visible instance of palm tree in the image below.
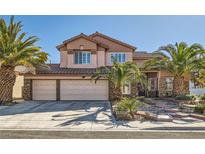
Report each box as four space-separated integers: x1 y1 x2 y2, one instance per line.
92 60 145 100
0 16 48 103
144 42 205 96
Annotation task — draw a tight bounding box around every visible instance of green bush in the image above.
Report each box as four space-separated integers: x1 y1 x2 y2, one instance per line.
115 97 144 119
194 103 205 114
175 94 194 100
201 94 205 100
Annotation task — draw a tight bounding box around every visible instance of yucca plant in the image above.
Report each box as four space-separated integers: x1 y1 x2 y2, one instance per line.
116 97 144 119
0 16 48 103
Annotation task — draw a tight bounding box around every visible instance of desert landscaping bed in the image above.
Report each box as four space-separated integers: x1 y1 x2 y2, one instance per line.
112 96 205 123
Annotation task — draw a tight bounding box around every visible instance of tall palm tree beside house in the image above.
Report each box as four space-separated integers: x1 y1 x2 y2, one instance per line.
92 60 146 100
143 42 205 96
0 16 48 103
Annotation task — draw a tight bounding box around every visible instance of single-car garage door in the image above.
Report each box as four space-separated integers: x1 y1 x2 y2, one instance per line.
32 80 56 100
60 80 108 100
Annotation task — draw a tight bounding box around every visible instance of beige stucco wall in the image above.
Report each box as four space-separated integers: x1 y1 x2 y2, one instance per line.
66 38 97 50
134 59 148 67
59 35 134 68
13 75 24 99
159 70 190 80
97 50 105 67
60 51 68 68
159 70 174 77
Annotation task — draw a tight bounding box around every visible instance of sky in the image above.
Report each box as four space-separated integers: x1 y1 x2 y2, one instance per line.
1 15 205 63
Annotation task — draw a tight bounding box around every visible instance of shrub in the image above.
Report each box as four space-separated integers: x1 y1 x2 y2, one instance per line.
201 94 205 100
175 94 194 101
194 103 205 114
115 97 144 119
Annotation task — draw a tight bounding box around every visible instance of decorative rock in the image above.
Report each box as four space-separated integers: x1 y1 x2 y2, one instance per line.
157 114 173 122
180 117 203 122
175 112 190 118
165 108 179 113
190 113 205 121
136 111 147 116
136 111 157 121
145 112 158 121
180 104 196 113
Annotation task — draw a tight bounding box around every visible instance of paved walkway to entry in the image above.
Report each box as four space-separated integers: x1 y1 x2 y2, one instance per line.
0 101 205 130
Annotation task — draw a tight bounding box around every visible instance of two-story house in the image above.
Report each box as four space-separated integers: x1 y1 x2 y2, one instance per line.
23 32 190 101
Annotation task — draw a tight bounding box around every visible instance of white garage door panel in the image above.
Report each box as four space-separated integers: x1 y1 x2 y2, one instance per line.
33 80 56 100
60 80 108 100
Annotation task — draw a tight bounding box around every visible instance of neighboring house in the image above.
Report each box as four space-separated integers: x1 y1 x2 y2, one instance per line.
189 81 205 95
22 32 203 101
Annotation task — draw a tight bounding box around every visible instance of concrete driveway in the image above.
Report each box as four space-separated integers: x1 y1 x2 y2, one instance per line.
0 101 115 130
1 100 205 131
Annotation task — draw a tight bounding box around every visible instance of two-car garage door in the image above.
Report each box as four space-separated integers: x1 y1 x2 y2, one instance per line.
32 79 108 100
60 80 108 100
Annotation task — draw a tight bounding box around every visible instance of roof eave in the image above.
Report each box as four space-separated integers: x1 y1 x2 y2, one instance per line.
90 32 137 50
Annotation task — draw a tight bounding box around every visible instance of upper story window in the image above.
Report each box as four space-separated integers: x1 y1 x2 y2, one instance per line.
111 53 126 63
74 51 91 64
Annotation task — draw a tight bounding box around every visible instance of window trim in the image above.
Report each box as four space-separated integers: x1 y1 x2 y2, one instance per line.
74 51 91 64
122 82 131 95
110 52 126 64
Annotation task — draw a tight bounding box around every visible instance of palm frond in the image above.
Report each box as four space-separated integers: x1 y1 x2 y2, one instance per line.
0 16 48 71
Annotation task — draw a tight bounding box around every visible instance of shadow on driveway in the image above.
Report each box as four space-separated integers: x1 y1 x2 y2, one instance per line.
0 101 139 129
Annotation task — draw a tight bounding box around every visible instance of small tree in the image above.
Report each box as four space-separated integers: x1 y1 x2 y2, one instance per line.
0 16 48 103
92 61 145 100
116 97 144 119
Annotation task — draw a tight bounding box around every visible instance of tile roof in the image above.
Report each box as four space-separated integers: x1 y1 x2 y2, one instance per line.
133 51 163 59
90 31 136 50
56 33 109 50
35 64 108 75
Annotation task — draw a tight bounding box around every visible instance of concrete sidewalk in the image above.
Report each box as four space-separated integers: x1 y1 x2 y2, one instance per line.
1 129 205 139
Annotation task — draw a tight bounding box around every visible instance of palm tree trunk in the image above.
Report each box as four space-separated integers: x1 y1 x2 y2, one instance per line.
173 77 184 96
113 86 123 101
0 67 16 104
